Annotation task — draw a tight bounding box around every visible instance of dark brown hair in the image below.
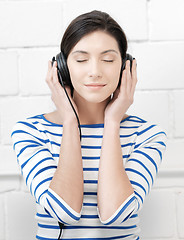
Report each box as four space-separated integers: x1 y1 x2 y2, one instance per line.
60 10 128 60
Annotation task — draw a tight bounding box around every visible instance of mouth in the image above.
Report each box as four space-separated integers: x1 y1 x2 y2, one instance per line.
85 84 106 90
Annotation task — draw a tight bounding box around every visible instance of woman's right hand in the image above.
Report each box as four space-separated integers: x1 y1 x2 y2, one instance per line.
45 60 79 125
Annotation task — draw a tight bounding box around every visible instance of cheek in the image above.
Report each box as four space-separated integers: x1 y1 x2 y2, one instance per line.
108 70 121 89
67 64 82 86
106 62 122 80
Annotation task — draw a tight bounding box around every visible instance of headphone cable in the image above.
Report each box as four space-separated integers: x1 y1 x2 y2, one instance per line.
57 68 82 142
57 68 82 240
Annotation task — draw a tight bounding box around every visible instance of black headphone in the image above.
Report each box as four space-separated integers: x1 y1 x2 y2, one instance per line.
52 52 133 92
52 51 134 239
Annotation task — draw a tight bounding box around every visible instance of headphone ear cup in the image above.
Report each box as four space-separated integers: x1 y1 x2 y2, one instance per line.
118 53 133 88
118 55 126 88
56 52 74 96
118 64 123 88
56 52 69 85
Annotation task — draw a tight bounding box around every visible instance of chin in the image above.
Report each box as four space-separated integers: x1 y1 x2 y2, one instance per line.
74 89 112 104
84 95 111 104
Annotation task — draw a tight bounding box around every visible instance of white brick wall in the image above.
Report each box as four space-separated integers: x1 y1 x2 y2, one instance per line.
0 0 184 239
5 192 37 240
139 190 176 238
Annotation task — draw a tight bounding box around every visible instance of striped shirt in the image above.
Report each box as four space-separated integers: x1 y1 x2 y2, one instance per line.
11 113 167 240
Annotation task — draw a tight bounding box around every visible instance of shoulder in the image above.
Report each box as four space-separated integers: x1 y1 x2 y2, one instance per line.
11 114 44 133
122 115 167 143
123 115 166 132
11 112 63 144
137 116 167 138
131 115 167 147
10 113 50 145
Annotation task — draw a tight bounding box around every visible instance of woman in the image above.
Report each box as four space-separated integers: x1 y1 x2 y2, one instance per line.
11 10 167 240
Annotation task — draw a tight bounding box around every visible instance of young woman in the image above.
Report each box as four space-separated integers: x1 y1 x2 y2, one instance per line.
11 10 167 240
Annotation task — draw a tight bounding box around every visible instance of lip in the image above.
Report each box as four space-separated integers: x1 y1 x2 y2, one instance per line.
85 84 106 90
85 83 106 86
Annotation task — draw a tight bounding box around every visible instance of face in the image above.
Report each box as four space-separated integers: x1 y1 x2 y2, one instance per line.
67 30 122 104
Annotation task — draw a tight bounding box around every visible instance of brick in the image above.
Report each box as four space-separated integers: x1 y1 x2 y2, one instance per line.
149 0 184 40
176 191 184 238
139 189 176 238
0 145 19 175
18 47 58 96
173 90 184 137
0 2 63 47
0 195 5 240
127 90 169 134
20 177 30 193
0 51 18 95
0 96 54 144
160 139 184 169
155 169 184 188
0 176 20 193
5 192 37 240
63 0 147 41
130 42 184 89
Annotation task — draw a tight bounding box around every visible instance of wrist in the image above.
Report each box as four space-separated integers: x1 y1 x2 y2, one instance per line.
104 118 120 129
63 117 78 127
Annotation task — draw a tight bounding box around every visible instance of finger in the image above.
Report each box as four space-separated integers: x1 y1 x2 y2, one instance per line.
120 69 127 92
46 61 54 89
50 77 64 101
53 60 57 67
46 61 62 97
48 60 52 68
130 59 138 95
48 61 59 89
131 59 137 80
126 60 132 93
52 66 68 96
52 65 60 85
51 61 57 79
46 60 52 77
46 61 59 90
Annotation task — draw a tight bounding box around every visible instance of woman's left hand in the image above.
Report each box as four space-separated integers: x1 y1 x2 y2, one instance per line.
104 59 137 124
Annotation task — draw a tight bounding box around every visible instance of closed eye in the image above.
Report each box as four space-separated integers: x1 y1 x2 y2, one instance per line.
76 60 87 62
76 60 114 62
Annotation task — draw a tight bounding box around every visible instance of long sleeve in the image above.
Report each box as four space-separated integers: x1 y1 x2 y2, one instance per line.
97 122 167 225
11 120 81 225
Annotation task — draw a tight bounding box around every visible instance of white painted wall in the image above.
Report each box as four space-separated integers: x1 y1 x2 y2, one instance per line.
0 0 184 239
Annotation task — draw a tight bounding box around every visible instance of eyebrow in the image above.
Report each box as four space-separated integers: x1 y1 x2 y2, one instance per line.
71 49 118 55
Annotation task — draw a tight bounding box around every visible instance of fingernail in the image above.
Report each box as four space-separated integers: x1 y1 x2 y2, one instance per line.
133 58 137 66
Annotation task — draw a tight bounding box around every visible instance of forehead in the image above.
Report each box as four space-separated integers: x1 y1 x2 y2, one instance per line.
71 31 120 54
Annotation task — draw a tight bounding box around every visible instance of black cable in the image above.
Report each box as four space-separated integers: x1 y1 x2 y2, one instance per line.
57 68 82 142
58 222 64 239
57 68 82 239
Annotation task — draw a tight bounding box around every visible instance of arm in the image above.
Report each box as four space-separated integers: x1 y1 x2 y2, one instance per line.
11 118 83 225
97 121 167 225
97 120 135 223
49 119 83 214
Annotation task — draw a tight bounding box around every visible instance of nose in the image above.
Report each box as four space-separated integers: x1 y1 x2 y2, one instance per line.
88 59 102 79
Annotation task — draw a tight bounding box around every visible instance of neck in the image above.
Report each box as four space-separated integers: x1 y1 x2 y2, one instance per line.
73 92 111 125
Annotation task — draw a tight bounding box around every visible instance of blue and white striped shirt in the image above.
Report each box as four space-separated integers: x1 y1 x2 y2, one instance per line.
11 114 167 240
